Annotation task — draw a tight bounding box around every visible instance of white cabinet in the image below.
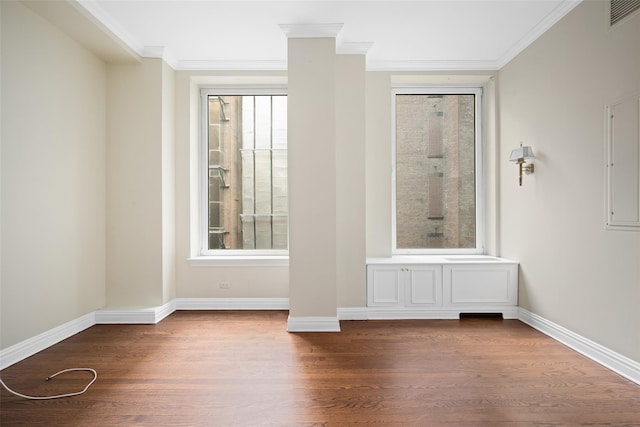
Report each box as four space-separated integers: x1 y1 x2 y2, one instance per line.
368 265 442 307
405 266 442 306
368 266 402 306
443 263 518 306
366 257 518 319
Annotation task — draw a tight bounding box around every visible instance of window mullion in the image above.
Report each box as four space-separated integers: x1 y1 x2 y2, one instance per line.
200 89 288 256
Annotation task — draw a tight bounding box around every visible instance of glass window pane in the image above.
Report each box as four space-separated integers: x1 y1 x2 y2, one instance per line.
254 151 272 215
272 217 288 250
395 93 476 250
255 96 271 149
272 151 287 214
272 96 287 149
205 93 288 251
242 96 255 150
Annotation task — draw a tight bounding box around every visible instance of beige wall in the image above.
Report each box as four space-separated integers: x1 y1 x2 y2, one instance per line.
499 0 640 361
1 1 106 348
106 59 163 307
336 54 367 308
288 38 338 318
173 71 290 299
106 58 176 308
365 72 394 257
161 60 176 304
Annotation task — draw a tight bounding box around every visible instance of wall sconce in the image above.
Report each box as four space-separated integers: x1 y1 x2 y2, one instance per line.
509 144 534 186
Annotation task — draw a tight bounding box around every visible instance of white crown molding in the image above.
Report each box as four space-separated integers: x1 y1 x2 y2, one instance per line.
279 23 344 39
287 316 341 332
70 0 580 71
0 312 95 370
74 0 145 56
173 58 499 72
176 60 288 72
176 298 289 310
337 42 374 56
496 0 583 68
518 308 640 386
366 60 499 72
142 46 178 69
142 46 166 59
176 58 498 72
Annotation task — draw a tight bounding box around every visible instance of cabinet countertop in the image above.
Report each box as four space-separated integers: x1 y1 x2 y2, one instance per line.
367 256 518 265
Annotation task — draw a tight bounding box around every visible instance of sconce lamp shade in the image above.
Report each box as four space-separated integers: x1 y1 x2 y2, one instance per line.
509 145 534 162
509 144 535 186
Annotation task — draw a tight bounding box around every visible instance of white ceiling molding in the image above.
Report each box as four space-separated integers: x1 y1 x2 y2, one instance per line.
142 46 178 69
176 58 498 72
337 42 374 56
190 76 288 87
23 0 140 63
142 46 166 59
366 60 499 72
279 23 344 39
390 74 495 86
45 0 583 71
176 60 288 71
495 0 583 68
74 0 145 56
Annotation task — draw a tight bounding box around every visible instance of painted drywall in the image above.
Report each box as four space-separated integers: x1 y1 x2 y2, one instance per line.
161 60 176 304
106 58 165 308
499 0 640 361
1 1 106 348
173 71 290 299
365 72 394 257
336 54 367 308
287 37 338 318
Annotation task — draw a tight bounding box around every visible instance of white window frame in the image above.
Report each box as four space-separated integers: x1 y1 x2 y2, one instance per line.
199 86 289 257
391 86 485 255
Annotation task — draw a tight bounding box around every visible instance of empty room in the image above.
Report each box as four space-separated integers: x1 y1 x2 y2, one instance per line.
1 0 639 425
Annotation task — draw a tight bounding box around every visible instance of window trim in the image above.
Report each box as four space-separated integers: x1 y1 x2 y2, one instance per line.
391 86 485 255
199 86 289 257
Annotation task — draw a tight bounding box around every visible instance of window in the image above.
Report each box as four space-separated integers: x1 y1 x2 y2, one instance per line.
201 89 288 255
392 87 483 254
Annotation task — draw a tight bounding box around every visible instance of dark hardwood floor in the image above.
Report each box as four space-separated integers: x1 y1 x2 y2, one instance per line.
1 311 639 426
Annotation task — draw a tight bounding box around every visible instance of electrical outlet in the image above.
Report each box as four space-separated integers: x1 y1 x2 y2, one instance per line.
219 282 231 289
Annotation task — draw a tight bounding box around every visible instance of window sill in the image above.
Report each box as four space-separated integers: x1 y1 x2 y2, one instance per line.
187 256 289 268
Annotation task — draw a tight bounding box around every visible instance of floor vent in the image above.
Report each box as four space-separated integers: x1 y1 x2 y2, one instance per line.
459 313 503 320
610 0 640 26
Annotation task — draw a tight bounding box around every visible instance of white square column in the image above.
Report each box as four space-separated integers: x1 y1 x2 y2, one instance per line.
284 25 341 331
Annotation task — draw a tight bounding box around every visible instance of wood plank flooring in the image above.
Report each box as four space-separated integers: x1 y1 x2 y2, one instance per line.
1 311 639 426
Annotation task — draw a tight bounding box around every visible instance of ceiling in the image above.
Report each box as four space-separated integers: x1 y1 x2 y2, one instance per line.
69 0 582 70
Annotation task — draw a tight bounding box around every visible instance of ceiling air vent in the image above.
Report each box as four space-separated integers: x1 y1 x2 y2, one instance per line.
610 0 640 26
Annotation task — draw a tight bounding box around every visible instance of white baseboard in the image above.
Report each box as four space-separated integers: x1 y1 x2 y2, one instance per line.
95 300 177 324
337 307 369 320
0 311 95 370
339 306 519 320
175 297 289 310
287 315 341 332
366 308 461 320
518 307 640 386
4 302 638 388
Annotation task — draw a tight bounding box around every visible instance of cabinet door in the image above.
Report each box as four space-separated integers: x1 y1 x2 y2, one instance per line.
405 266 442 306
443 264 518 306
367 266 402 306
